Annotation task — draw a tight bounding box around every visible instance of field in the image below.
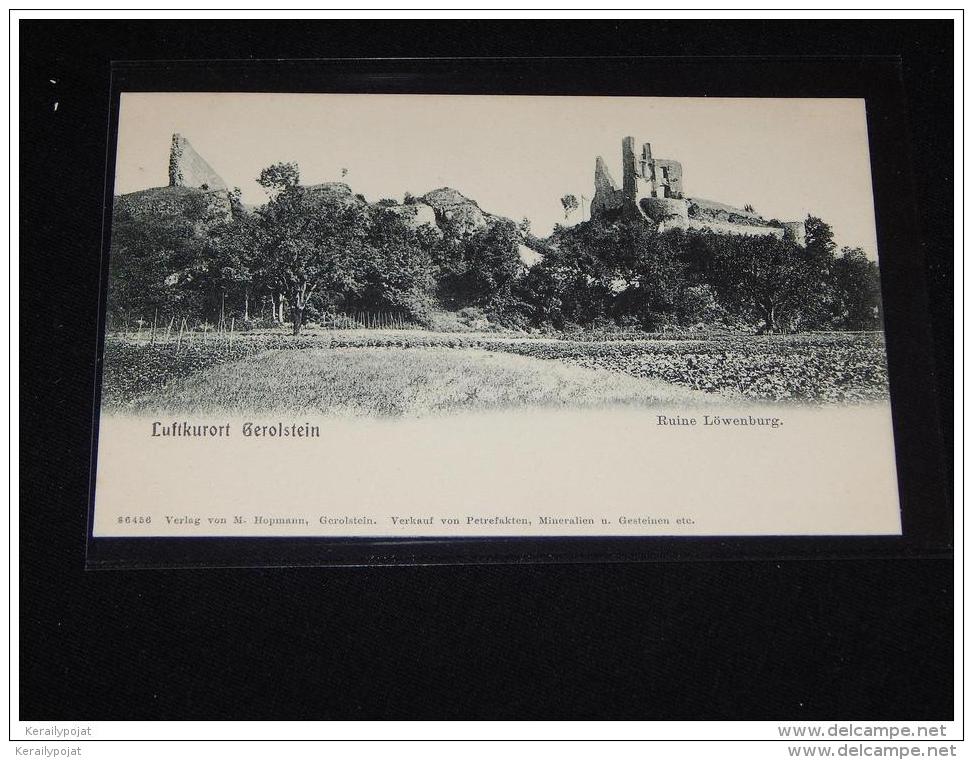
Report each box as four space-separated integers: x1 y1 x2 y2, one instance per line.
100 328 890 415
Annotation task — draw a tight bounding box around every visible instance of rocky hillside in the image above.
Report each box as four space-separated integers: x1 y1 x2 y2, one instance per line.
113 186 234 225
304 182 367 209
419 187 501 235
361 186 506 238
113 181 544 266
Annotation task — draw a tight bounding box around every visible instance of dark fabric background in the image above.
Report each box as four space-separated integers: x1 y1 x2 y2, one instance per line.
19 19 953 720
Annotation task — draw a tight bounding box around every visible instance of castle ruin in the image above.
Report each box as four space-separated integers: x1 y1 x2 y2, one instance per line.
113 135 233 223
168 134 227 192
591 136 806 245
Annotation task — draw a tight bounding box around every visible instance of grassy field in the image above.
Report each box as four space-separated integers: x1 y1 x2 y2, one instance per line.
113 346 712 416
100 327 889 415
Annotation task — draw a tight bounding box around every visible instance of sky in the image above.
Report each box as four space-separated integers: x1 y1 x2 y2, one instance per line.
115 92 879 257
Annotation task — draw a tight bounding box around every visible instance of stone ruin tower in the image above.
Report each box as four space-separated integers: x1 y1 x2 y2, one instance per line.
590 136 806 246
168 134 227 192
591 137 684 222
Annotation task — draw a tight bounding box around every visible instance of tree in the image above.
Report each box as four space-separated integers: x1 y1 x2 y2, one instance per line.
675 284 722 326
446 218 522 311
106 193 219 323
560 194 579 219
257 162 301 195
205 212 261 322
227 186 246 217
355 207 437 322
538 218 688 329
800 214 839 328
610 225 686 328
831 247 883 330
107 213 206 322
514 264 563 327
254 162 366 334
710 235 818 333
804 214 837 261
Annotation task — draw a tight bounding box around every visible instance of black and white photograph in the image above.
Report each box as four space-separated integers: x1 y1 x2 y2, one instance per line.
17 12 956 741
92 93 901 538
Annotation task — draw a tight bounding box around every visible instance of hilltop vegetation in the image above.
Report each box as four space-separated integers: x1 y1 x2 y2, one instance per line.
107 160 883 337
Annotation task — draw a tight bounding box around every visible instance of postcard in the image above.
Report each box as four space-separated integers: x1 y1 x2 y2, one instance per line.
91 93 901 539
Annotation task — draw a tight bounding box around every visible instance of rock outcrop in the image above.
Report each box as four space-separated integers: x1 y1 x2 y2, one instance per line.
114 185 233 225
380 202 440 233
517 243 544 268
305 182 368 209
420 187 492 235
417 188 543 265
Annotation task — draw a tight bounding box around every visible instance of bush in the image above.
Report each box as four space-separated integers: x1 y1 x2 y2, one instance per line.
457 307 489 329
485 306 531 332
